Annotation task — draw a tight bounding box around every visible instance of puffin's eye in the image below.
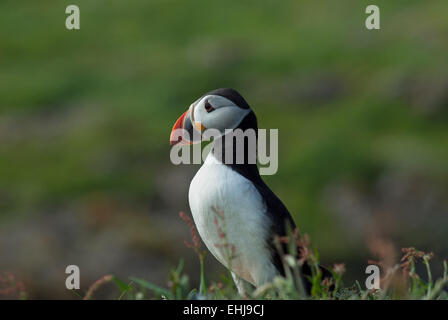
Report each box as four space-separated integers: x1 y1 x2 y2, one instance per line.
204 101 215 113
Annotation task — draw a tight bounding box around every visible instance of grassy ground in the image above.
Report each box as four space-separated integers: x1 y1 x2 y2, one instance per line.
73 214 448 300
1 211 447 300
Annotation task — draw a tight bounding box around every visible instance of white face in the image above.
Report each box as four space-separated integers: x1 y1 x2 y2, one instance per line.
190 95 251 134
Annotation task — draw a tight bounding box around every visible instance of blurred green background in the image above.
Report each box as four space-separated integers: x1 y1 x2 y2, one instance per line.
1 0 447 298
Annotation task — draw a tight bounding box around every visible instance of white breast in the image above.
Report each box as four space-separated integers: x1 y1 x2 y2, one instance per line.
188 153 278 286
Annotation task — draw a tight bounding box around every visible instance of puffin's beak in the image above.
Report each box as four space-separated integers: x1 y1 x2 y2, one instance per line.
170 107 204 146
170 109 190 146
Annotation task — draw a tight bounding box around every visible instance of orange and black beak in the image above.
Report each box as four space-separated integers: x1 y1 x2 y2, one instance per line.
169 107 203 146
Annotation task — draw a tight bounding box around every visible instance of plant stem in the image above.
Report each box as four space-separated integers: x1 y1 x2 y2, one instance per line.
424 258 433 299
199 253 207 295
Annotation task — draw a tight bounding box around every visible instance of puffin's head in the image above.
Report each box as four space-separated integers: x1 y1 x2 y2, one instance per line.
170 88 255 146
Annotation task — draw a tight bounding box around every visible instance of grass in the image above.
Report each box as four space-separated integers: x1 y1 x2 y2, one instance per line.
78 244 448 300
2 209 442 300
74 212 448 300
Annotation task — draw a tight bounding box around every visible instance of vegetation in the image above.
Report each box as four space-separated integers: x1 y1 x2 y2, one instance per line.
77 212 448 300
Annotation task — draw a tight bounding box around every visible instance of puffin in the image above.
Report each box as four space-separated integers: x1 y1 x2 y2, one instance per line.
169 88 331 295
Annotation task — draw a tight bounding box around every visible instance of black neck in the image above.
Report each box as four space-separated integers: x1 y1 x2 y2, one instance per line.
211 111 261 181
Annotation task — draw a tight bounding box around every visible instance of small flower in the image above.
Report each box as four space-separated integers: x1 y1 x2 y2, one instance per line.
400 247 434 277
213 216 226 239
333 263 346 276
179 211 201 253
0 272 27 299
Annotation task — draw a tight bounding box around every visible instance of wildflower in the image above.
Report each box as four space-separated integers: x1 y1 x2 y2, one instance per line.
0 272 26 299
333 263 346 276
179 211 201 253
